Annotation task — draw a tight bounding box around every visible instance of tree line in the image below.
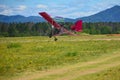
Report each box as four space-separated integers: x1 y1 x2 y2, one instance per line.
83 22 120 34
0 22 120 37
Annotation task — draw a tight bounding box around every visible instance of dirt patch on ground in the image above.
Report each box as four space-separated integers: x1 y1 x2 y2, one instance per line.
107 34 120 36
11 52 120 80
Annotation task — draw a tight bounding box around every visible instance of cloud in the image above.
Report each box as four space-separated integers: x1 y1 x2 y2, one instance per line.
0 5 7 9
0 4 27 15
16 5 27 11
0 9 13 15
0 0 120 18
57 11 95 18
41 4 78 17
42 3 99 18
0 4 13 15
36 4 48 9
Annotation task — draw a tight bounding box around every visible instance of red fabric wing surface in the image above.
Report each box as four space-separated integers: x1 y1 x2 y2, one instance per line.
39 12 61 29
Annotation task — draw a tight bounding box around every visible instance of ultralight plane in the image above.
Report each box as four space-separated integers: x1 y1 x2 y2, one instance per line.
39 12 82 41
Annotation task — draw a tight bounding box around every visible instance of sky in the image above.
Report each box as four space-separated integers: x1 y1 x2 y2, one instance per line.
0 0 120 18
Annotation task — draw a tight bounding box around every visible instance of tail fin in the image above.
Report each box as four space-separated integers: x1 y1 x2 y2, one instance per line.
71 20 82 32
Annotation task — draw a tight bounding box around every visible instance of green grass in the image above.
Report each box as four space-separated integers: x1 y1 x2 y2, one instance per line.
7 43 21 48
74 66 120 80
0 35 120 80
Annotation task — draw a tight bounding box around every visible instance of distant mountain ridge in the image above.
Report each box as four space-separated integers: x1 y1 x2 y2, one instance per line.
77 5 120 22
0 15 45 23
0 5 120 23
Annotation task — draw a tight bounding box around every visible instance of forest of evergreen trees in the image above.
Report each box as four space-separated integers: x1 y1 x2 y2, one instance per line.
0 22 120 37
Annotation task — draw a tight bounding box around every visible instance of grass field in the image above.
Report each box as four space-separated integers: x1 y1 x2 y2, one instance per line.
0 35 120 80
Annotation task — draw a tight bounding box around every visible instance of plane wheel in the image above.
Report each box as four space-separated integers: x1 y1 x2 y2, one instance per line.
54 37 58 41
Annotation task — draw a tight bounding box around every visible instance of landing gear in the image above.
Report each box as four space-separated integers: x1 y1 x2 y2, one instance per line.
54 37 58 41
49 29 58 41
49 32 52 38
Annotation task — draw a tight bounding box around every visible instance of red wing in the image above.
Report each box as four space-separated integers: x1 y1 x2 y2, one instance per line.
39 12 77 36
39 12 61 29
